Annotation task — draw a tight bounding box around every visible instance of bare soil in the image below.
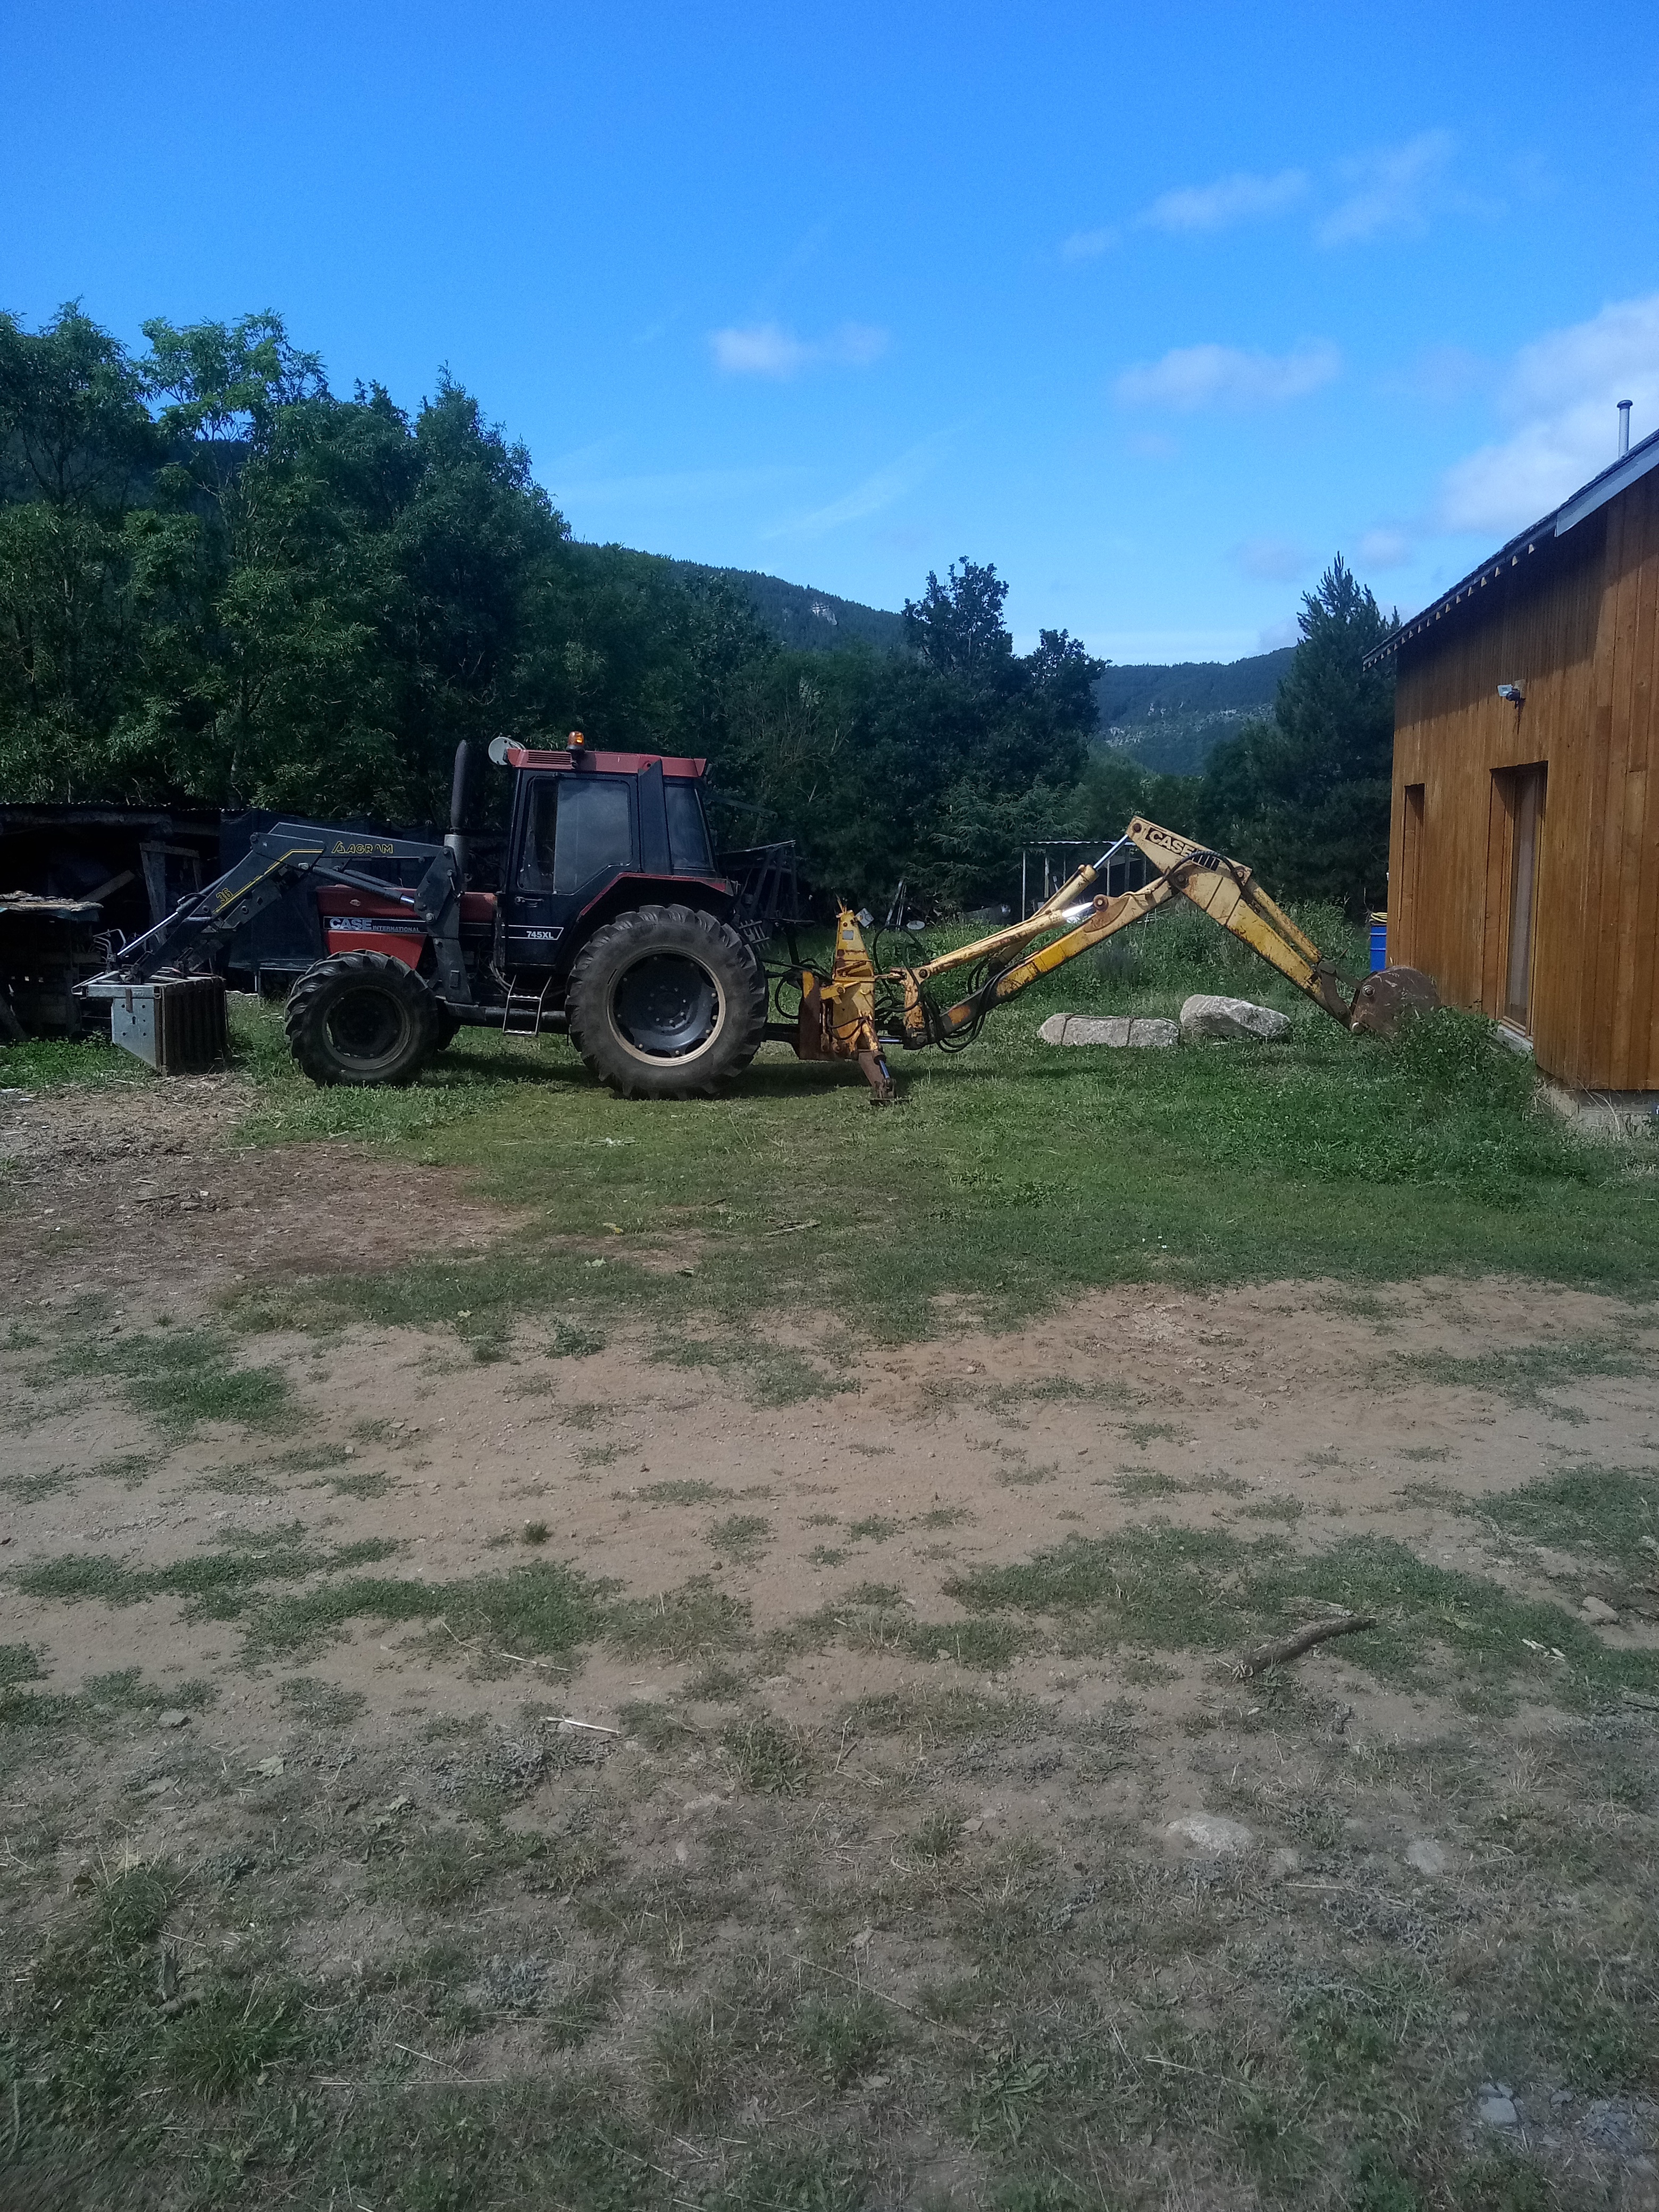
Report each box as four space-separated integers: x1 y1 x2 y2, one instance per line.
4 1074 1659 2209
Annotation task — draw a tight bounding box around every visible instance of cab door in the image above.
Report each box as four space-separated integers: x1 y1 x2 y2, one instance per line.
505 772 636 974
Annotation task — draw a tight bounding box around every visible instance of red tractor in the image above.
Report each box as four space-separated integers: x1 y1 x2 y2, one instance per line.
84 734 801 1096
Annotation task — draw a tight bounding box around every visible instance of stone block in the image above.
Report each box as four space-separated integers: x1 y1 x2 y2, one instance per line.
1037 1013 1179 1049
1179 993 1292 1043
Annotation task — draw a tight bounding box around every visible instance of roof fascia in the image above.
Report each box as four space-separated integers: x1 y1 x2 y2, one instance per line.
1554 437 1659 535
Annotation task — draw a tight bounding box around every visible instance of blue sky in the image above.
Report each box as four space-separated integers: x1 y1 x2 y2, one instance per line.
4 1 1657 661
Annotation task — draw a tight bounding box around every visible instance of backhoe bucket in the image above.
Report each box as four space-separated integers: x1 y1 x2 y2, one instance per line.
1348 966 1439 1041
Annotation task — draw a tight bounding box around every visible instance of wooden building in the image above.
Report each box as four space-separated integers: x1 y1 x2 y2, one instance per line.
1370 425 1659 1094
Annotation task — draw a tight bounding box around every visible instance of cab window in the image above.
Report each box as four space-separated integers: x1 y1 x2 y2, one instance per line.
553 776 633 893
665 781 713 873
516 776 559 890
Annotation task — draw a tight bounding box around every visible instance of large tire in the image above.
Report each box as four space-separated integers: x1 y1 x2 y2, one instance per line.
565 904 766 1099
283 952 439 1087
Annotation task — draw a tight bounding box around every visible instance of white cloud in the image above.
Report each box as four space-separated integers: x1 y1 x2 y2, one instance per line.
1258 617 1300 651
1113 339 1340 412
1138 168 1308 234
709 321 888 379
1317 130 1454 245
1233 537 1311 583
1357 527 1414 570
1437 292 1659 534
1061 226 1118 262
763 432 950 540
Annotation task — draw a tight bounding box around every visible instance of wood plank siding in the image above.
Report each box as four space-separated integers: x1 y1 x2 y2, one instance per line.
1389 467 1659 1090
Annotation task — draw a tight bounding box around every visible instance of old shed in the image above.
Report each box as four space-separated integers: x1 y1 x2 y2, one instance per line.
1369 425 1659 1095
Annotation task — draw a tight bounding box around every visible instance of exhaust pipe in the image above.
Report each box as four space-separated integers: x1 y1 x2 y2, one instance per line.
1619 400 1632 458
445 740 471 881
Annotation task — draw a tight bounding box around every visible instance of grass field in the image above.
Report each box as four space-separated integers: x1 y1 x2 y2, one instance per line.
4 909 1659 2210
8 903 1651 1373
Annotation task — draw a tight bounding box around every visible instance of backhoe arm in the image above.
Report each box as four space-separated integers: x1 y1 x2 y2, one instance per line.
812 813 1431 1099
1122 818 1353 1023
896 871 1180 1044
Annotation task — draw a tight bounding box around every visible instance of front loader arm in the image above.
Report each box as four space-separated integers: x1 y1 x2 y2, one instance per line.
88 825 471 1003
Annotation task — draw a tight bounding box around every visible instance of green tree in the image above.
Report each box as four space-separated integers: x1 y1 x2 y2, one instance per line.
1195 556 1396 909
903 556 1016 681
0 305 166 796
0 306 1107 902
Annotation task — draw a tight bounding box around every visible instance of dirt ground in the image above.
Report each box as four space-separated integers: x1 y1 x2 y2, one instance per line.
5 1075 1659 2209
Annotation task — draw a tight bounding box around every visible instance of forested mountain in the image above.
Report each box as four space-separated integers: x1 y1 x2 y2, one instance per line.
668 567 1291 779
676 563 1293 778
664 563 906 654
1094 649 1294 775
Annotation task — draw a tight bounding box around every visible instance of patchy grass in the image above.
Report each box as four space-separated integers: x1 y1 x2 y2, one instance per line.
1445 1464 1659 1566
13 1526 399 1624
7 1547 1659 2207
632 1478 732 1505
720 1712 810 1794
103 985 1649 1386
1387 1333 1644 1421
944 1522 1659 1712
276 1676 367 1727
708 1513 772 1566
847 1514 901 1543
47 1322 292 1436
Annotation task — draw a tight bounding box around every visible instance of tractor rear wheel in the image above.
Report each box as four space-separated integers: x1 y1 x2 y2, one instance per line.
284 952 439 1086
565 904 766 1099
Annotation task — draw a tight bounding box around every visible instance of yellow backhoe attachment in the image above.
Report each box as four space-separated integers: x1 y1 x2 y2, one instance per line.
800 817 1438 1097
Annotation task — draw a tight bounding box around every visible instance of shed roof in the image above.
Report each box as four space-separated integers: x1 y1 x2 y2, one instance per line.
1362 424 1659 667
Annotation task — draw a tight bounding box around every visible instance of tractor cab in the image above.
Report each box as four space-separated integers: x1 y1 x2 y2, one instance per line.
496 738 729 979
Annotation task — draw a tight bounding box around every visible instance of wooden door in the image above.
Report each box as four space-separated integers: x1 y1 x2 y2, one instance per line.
1488 765 1547 1033
1398 784 1425 967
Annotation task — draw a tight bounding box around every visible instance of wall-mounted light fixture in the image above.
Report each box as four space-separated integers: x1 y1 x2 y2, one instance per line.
1497 682 1526 707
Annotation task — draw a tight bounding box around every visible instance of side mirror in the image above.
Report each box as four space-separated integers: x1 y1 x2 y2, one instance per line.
488 735 513 767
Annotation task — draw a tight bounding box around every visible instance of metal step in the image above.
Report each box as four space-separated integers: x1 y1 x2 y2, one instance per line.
500 975 557 1037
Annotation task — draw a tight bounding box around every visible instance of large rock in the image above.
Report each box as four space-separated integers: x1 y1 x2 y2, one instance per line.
1061 1015 1131 1046
1127 1018 1179 1049
1037 1015 1178 1049
1179 993 1291 1043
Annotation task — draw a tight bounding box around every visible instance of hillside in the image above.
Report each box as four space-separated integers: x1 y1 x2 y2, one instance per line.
665 562 907 653
669 559 1289 775
1093 649 1292 775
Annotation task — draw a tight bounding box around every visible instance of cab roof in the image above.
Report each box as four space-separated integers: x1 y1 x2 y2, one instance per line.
505 745 706 779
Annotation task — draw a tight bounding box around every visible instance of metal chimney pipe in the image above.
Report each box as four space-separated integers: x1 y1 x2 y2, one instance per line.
445 738 471 882
1618 400 1632 458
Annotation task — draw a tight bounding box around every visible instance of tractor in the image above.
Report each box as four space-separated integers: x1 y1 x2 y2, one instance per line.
83 734 799 1093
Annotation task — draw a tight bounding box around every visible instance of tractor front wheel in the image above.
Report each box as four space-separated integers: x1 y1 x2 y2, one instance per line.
566 904 766 1099
284 952 439 1086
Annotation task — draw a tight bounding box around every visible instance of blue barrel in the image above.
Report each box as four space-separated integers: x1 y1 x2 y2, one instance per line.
1369 916 1387 972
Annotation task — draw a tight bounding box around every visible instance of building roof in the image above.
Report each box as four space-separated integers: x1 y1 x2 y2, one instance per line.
1362 423 1659 667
